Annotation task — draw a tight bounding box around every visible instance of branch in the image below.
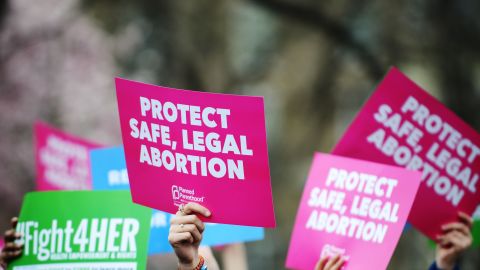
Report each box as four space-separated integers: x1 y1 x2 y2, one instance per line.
251 0 385 80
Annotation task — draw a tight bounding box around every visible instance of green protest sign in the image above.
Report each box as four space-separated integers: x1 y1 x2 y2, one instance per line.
473 207 480 247
473 221 480 247
9 191 151 270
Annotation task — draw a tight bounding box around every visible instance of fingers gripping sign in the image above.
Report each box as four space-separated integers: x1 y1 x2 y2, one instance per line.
435 212 473 270
1 217 23 268
168 203 211 270
177 203 209 215
315 255 345 270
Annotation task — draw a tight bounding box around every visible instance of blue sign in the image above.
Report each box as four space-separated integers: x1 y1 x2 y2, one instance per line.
90 146 264 254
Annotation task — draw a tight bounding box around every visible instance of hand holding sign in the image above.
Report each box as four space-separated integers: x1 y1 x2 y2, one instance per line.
116 78 275 227
169 203 211 270
435 212 473 270
286 153 421 270
0 217 22 268
333 67 480 240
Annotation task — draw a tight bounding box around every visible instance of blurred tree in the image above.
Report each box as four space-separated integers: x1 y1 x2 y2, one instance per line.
79 0 480 269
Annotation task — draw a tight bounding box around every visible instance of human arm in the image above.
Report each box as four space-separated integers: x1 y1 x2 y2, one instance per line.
168 203 219 270
221 243 248 270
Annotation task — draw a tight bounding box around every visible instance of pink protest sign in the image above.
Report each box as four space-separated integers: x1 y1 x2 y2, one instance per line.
35 121 100 191
115 78 275 227
286 153 421 270
333 67 480 240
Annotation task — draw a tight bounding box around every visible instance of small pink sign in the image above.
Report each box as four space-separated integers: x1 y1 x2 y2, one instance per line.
333 67 480 240
35 121 100 191
0 238 4 252
286 153 421 270
115 78 275 227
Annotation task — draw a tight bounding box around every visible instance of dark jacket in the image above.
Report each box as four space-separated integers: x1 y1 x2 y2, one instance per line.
429 262 460 270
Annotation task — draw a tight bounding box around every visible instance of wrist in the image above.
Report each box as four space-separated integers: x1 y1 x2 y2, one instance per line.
436 259 456 270
178 259 198 270
178 256 204 270
177 249 199 270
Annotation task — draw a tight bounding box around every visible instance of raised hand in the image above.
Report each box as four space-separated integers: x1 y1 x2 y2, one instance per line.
0 217 23 268
435 212 473 270
168 203 211 270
